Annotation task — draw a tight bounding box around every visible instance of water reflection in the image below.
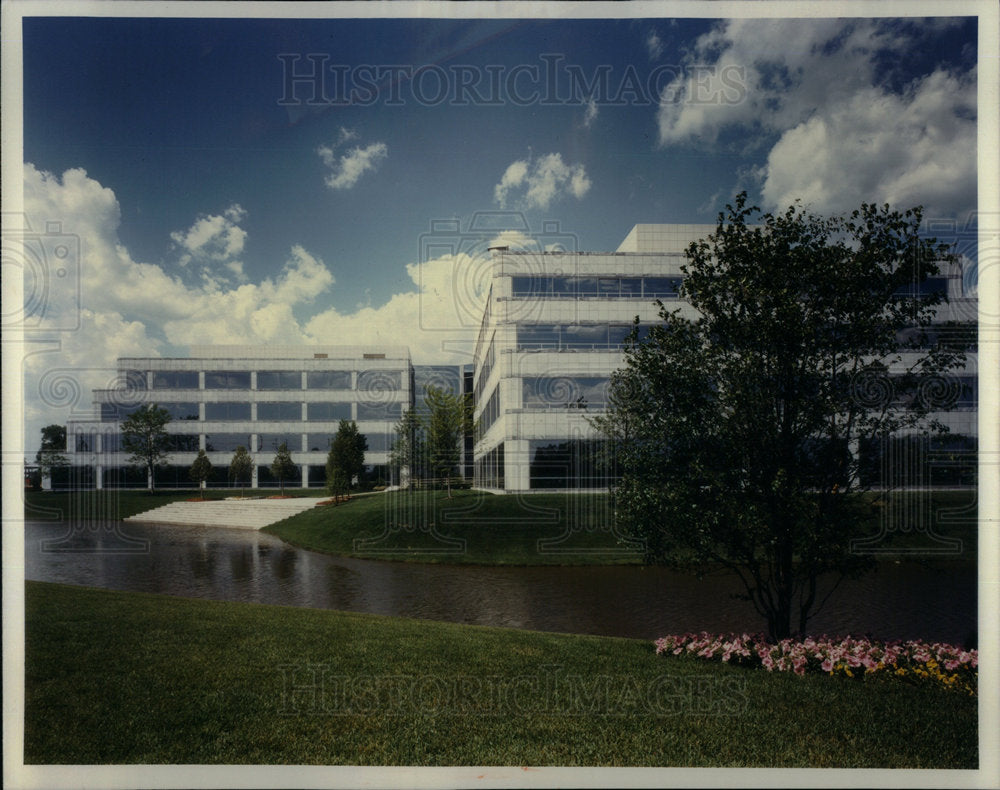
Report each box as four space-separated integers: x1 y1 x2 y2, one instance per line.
23 521 976 644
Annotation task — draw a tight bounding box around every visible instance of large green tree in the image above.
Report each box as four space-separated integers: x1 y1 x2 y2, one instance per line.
424 385 473 497
121 404 172 492
326 420 367 498
594 194 966 640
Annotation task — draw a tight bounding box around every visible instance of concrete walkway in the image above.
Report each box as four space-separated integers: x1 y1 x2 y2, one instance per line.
124 497 328 530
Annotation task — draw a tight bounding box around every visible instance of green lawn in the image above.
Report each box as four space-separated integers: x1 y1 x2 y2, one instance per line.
24 581 977 767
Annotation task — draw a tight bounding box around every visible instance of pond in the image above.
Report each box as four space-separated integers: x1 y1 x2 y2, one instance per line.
24 520 977 645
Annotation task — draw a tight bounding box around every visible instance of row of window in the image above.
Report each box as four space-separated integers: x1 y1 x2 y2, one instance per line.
101 401 406 422
529 439 614 489
510 275 683 299
508 274 949 301
55 463 393 490
121 369 404 391
74 432 395 454
475 386 501 442
516 323 655 351
474 334 495 403
474 443 505 489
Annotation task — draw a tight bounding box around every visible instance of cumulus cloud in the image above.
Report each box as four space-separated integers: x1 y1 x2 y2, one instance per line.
654 18 977 219
760 69 977 217
318 127 388 190
170 204 247 263
19 165 481 444
582 97 599 128
493 153 591 210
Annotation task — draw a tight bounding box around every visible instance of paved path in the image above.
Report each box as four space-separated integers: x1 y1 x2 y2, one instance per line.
124 497 327 530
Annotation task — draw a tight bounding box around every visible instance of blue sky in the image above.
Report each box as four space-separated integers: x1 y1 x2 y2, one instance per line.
12 6 985 448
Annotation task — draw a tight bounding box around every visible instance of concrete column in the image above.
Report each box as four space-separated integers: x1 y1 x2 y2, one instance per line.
301 464 309 488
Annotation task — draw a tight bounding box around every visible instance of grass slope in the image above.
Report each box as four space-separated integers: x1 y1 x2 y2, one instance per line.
24 581 977 767
264 489 641 565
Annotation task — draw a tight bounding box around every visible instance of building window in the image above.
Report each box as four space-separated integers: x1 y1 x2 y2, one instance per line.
475 386 501 442
642 276 682 298
204 402 252 421
122 370 147 389
257 370 302 390
474 337 495 403
522 377 609 410
204 433 250 453
100 402 148 421
204 371 251 389
257 402 302 421
528 439 612 489
307 434 333 452
306 370 352 389
510 275 683 300
160 402 200 421
258 433 301 452
357 402 402 421
363 432 392 453
306 402 352 422
152 371 198 389
357 369 402 396
516 323 652 351
475 443 504 489
164 434 200 452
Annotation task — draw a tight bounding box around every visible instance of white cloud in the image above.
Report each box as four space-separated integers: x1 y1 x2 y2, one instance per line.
655 18 977 218
169 204 248 281
582 97 599 128
760 69 977 217
318 129 388 190
493 153 591 211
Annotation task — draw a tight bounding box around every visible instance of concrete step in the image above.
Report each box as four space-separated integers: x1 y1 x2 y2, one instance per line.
125 497 327 529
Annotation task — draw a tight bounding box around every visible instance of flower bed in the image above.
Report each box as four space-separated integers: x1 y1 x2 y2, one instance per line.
654 632 977 695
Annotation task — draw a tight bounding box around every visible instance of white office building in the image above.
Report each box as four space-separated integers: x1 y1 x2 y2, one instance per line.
66 345 415 490
470 224 977 492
